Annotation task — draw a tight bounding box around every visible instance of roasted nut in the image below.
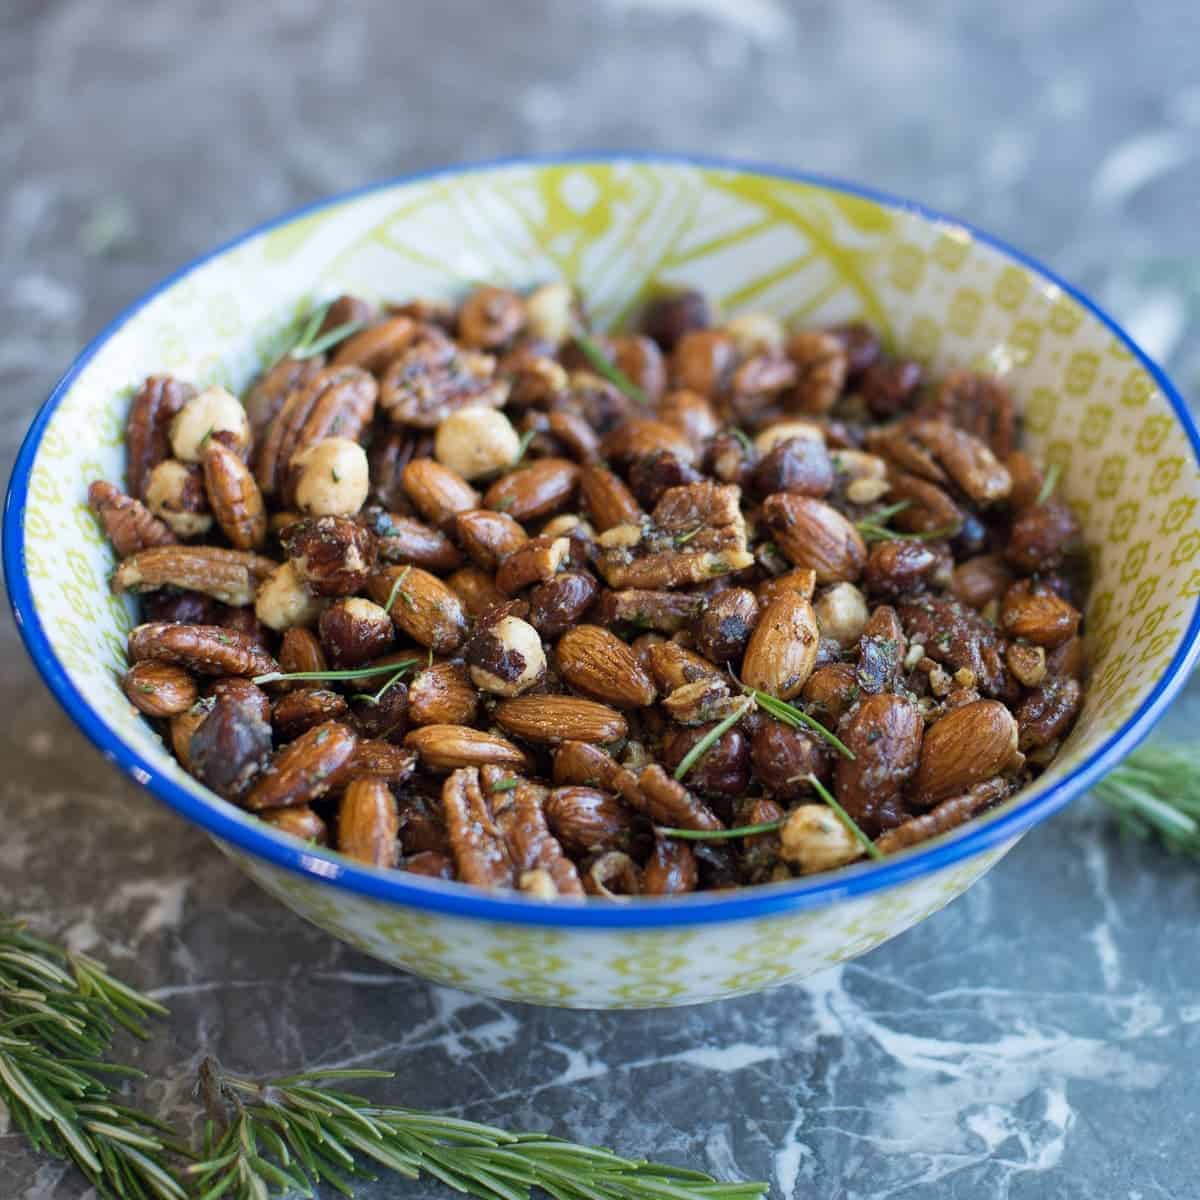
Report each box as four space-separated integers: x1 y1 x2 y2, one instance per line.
255 562 326 632
332 739 418 789
405 725 529 772
282 516 377 596
578 464 643 532
261 806 328 845
1006 642 1047 688
1000 581 1081 648
292 438 370 517
404 850 455 879
367 428 433 509
245 721 359 810
761 494 867 583
610 334 667 402
863 540 941 600
594 588 702 634
440 767 514 888
244 355 325 460
671 329 736 396
755 567 818 608
627 450 703 509
924 369 1015 458
836 693 924 833
660 721 749 797
257 367 377 499
752 437 834 499
875 777 1009 854
751 718 832 800
544 787 637 855
913 700 1020 806
725 311 784 356
779 805 863 874
337 778 400 867
487 776 584 897
882 420 1012 504
642 837 698 895
951 553 1013 610
636 764 723 832
202 440 267 549
272 688 349 740
401 457 480 530
524 281 575 344
459 286 526 349
122 660 197 717
528 570 600 638
741 591 820 700
278 627 327 677
755 420 824 454
898 596 1010 699
886 472 965 536
455 508 528 569
1014 676 1082 751
641 288 711 351
89 480 176 558
484 458 580 523
365 510 462 572
861 358 923 418
350 680 409 742
170 385 250 462
601 419 697 470
813 582 869 648
145 460 213 538
330 315 416 372
317 597 394 668
379 329 507 428
320 294 375 334
189 692 273 801
1006 499 1080 574
169 701 211 771
784 330 848 414
1046 636 1086 680
434 406 521 480
555 625 657 708
495 535 570 594
407 661 478 727
142 590 216 626
693 587 759 665
368 565 468 653
128 621 277 678
126 375 195 500
465 615 547 697
446 564 506 617
493 696 628 745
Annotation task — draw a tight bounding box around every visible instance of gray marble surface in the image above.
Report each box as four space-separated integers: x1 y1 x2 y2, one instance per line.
2 2 1199 1196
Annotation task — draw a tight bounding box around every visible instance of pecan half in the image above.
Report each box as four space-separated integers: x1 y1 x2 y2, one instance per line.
128 622 277 677
112 545 277 607
379 330 508 428
921 369 1016 459
440 767 515 889
487 776 583 897
88 480 176 558
203 441 267 550
126 375 195 500
244 355 323 458
875 777 1011 854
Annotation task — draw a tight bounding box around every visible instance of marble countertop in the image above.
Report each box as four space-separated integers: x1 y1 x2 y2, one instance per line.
2 2 1198 1196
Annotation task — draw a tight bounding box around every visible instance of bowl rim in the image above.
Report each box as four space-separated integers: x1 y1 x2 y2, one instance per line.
6 151 1200 929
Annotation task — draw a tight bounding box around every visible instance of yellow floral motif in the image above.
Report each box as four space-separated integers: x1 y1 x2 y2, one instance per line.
931 230 971 271
1128 576 1159 614
497 977 577 1002
612 980 688 1002
1005 319 1041 367
1136 414 1172 455
1183 569 1200 597
993 266 1029 310
1139 630 1179 663
1120 368 1154 408
720 964 795 990
1149 457 1185 497
907 314 942 361
1063 350 1100 395
889 243 926 292
1137 606 1168 641
1024 388 1058 434
1095 456 1126 500
947 288 984 337
1160 497 1197 536
487 946 567 974
609 952 690 977
1048 296 1083 335
1171 531 1200 567
1078 404 1113 448
1108 502 1140 543
1120 542 1149 583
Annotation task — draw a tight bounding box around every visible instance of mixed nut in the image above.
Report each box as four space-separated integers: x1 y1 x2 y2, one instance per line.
90 281 1087 899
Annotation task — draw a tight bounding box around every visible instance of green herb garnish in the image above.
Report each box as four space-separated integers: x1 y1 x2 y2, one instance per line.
490 776 520 793
513 428 537 465
654 819 784 841
675 524 704 547
1094 744 1200 855
573 328 648 406
350 665 414 707
673 696 755 782
286 302 366 361
805 772 884 860
253 659 419 687
747 688 857 760
1035 461 1062 507
730 427 754 454
382 564 414 612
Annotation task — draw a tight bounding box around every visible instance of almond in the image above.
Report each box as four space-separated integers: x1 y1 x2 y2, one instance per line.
401 457 480 530
555 625 657 708
332 739 418 788
367 565 468 653
578 464 644 531
245 721 359 811
122 660 198 718
835 693 924 832
484 457 580 522
741 591 820 700
999 581 1080 648
261 805 328 845
337 778 400 867
405 724 529 772
493 695 628 745
544 786 638 855
406 660 479 726
913 699 1020 806
495 535 570 594
754 567 817 608
446 564 507 617
455 508 528 569
760 495 866 584
601 418 697 469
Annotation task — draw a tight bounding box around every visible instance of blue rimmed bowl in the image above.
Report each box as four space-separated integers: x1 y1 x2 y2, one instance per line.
6 155 1200 1008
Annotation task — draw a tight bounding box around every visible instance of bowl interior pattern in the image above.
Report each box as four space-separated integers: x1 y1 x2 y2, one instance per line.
11 160 1199 1007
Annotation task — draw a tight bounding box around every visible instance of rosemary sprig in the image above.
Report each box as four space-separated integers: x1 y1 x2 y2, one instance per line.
350 666 413 707
252 659 419 687
854 499 957 545
730 427 755 454
746 688 856 760
382 564 414 612
673 696 754 781
1035 461 1062 507
286 303 366 361
805 772 884 861
513 428 537 465
1093 744 1200 855
186 1060 768 1200
573 329 648 407
654 820 784 841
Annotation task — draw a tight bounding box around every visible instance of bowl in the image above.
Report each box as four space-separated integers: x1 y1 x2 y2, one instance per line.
6 155 1199 1009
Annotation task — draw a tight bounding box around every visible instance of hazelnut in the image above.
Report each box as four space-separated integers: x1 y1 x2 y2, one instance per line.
754 420 824 455
640 288 711 351
170 385 250 462
813 582 869 648
254 561 326 632
465 615 547 697
434 407 521 481
144 459 212 537
524 281 575 344
779 805 863 873
319 597 395 668
292 437 369 516
724 311 785 355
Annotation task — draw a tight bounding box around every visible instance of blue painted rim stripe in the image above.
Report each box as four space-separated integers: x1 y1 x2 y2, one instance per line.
5 152 1200 929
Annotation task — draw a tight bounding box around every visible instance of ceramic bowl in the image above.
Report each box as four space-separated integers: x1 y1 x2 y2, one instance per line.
6 156 1199 1009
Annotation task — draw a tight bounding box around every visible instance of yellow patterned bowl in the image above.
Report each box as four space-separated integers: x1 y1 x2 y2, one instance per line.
7 156 1200 1008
